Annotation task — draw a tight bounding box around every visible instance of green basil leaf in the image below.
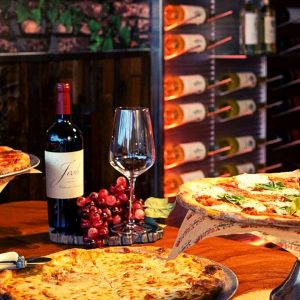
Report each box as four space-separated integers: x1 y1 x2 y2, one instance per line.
219 194 245 205
255 181 285 191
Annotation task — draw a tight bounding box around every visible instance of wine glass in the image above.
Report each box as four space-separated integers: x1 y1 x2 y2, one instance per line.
109 107 156 235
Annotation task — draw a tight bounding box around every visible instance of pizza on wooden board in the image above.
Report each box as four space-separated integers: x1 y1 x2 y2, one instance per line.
177 170 300 227
0 146 31 176
0 247 228 300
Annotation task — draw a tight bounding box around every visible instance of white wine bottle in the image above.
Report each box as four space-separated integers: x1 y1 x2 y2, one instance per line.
164 74 232 100
218 72 259 94
216 135 259 157
164 4 233 31
164 34 231 60
164 142 208 169
164 170 205 197
217 98 257 120
218 162 257 176
260 0 276 54
164 103 207 128
240 0 259 55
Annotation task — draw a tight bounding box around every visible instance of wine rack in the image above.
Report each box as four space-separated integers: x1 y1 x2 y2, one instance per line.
163 0 267 198
267 0 300 171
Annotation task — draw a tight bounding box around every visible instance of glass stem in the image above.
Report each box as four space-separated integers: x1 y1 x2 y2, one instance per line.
128 176 137 227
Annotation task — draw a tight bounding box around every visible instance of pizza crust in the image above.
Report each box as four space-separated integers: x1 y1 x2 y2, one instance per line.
177 170 300 228
0 146 31 176
0 247 228 300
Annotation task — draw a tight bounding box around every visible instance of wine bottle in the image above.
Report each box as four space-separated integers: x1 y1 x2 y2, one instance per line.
277 7 300 26
218 162 257 176
268 97 300 116
164 74 232 100
164 34 231 60
164 103 207 128
240 0 259 55
164 170 205 197
260 0 276 54
216 135 259 157
164 4 233 31
217 98 257 120
164 142 208 169
45 83 84 238
218 72 259 93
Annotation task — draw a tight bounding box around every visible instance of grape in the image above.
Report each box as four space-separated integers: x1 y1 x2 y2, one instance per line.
77 175 146 248
89 192 98 201
98 188 109 199
116 176 127 187
112 215 122 225
105 195 117 206
76 196 86 207
134 209 145 220
88 227 98 239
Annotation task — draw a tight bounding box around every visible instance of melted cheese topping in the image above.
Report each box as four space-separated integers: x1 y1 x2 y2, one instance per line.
236 173 270 191
190 182 226 198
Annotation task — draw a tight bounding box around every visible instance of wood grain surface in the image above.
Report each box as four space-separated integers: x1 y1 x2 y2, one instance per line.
0 201 296 298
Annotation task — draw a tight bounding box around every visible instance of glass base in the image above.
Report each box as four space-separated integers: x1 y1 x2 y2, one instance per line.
111 222 153 236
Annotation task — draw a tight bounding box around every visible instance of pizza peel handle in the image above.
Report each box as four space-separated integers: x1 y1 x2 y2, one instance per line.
0 251 19 270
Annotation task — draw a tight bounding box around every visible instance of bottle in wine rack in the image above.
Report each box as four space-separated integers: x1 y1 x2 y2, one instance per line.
164 5 233 30
164 103 207 128
260 0 276 54
277 7 300 26
164 74 232 100
218 162 257 176
218 72 259 94
164 142 208 169
164 34 231 60
240 0 259 55
164 75 206 100
217 98 258 120
216 135 259 157
164 170 205 197
45 83 84 238
268 97 300 116
269 70 300 90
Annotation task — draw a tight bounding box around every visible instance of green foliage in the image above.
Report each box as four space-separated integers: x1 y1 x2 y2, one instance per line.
144 197 175 219
16 0 45 24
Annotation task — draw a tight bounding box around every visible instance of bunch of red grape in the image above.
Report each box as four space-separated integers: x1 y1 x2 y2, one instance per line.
76 176 145 248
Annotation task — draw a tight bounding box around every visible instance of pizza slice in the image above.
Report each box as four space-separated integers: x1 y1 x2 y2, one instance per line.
177 170 300 227
0 146 31 175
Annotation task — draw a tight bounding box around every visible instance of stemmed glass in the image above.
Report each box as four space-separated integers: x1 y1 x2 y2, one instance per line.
109 107 156 235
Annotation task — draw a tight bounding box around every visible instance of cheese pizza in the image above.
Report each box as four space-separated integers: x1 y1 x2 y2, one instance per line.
0 146 31 176
177 170 300 227
0 247 228 300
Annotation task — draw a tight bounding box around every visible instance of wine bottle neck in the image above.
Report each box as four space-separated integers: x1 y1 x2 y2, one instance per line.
56 83 71 116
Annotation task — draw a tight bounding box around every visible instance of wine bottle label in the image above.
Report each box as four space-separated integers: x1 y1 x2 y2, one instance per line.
181 5 207 25
180 75 206 95
180 142 207 162
180 34 207 53
236 162 256 174
237 99 257 116
45 150 84 199
264 16 276 44
180 103 206 123
236 136 256 153
181 170 205 182
245 12 258 45
236 72 257 89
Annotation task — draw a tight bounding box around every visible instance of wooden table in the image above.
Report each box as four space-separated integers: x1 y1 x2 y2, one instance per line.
0 201 296 299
